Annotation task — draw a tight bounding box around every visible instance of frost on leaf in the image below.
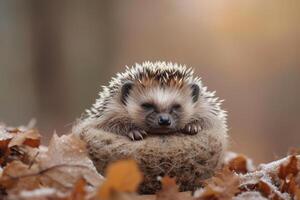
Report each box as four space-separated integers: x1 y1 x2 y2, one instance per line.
278 155 300 198
224 152 255 174
0 124 41 166
8 129 40 148
1 122 300 200
0 124 104 199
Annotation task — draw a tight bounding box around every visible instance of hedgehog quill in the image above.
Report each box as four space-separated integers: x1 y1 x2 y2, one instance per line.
75 61 227 140
74 61 228 193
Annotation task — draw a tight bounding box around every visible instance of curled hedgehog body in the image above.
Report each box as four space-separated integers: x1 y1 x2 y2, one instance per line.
74 61 228 193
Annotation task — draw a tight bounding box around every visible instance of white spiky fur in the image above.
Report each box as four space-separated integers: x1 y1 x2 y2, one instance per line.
73 61 227 140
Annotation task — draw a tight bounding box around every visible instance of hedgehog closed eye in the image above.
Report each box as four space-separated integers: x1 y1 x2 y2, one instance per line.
141 103 156 110
77 61 227 140
172 104 181 110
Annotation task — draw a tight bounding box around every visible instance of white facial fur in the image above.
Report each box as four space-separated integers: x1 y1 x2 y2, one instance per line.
125 85 195 128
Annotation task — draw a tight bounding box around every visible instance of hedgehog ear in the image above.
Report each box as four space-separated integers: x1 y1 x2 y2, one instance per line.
121 81 134 105
190 84 200 103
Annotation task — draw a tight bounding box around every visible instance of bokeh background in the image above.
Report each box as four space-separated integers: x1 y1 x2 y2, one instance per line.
0 1 299 163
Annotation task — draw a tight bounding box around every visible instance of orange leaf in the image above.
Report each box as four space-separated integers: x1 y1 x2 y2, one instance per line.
295 187 300 200
156 176 185 200
278 155 299 179
257 181 272 197
197 168 240 200
97 159 143 199
69 178 87 200
228 155 248 174
280 175 297 196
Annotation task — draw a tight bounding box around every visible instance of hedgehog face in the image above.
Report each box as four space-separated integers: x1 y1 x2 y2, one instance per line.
122 82 200 134
138 101 183 133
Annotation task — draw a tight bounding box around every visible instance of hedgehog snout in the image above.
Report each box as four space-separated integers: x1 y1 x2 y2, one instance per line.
158 113 171 126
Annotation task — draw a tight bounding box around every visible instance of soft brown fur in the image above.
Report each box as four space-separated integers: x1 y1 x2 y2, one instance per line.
81 128 226 193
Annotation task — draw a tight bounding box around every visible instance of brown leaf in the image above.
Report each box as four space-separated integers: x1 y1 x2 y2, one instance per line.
0 125 41 167
278 155 299 180
197 168 240 200
68 178 87 200
156 177 191 200
0 160 40 192
5 146 40 168
0 126 15 165
241 181 284 200
280 175 298 196
295 187 300 200
257 181 272 197
97 159 143 200
37 133 104 190
8 129 41 148
228 155 248 174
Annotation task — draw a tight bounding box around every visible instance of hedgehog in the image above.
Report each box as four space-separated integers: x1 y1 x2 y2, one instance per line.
73 61 228 193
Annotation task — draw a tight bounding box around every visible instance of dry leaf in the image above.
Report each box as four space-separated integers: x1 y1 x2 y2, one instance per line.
280 175 297 196
156 176 182 200
295 187 300 200
8 129 41 148
278 155 299 180
68 178 87 200
0 160 40 192
257 181 272 198
97 159 143 200
37 133 104 190
228 155 248 174
0 126 15 166
0 125 41 167
156 177 193 200
196 168 240 200
1 122 300 200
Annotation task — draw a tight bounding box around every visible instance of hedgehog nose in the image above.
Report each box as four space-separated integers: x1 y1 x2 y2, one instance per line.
158 114 171 126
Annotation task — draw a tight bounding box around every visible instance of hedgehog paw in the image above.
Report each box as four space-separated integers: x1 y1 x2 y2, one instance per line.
127 129 147 141
181 121 202 135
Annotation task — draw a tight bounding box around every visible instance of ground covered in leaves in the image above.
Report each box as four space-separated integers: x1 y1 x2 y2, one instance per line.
0 123 299 200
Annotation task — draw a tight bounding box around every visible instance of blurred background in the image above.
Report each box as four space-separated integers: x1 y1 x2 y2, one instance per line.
0 0 299 163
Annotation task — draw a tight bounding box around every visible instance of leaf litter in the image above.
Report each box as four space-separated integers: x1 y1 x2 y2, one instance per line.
0 123 299 200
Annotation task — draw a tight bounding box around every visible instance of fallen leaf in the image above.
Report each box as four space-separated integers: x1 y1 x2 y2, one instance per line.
228 155 248 174
0 126 15 165
0 125 41 167
0 160 40 192
156 176 184 200
68 178 87 200
278 155 299 180
280 175 297 196
295 188 300 200
97 159 143 200
8 129 41 148
37 133 104 190
196 168 240 200
257 181 272 198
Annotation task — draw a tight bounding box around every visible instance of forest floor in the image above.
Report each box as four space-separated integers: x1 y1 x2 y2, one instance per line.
0 123 299 200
